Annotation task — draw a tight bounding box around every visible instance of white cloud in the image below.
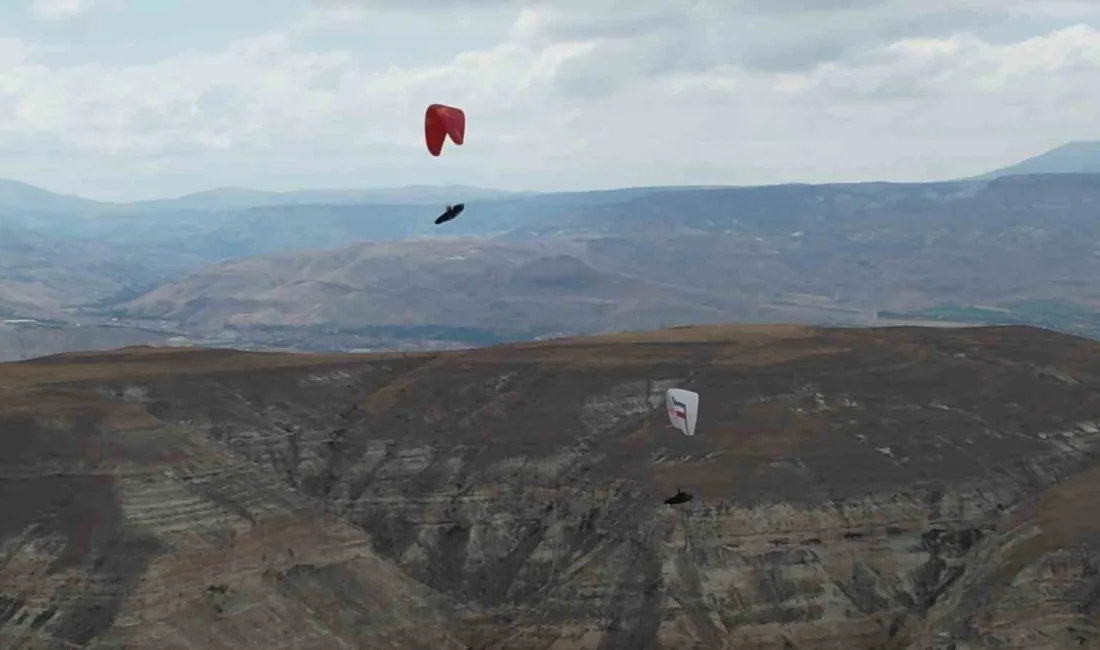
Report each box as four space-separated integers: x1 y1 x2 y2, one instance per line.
311 0 525 11
0 1 1097 199
30 0 99 20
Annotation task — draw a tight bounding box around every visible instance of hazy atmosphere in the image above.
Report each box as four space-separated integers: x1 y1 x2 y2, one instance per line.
0 0 1097 198
6 2 1100 649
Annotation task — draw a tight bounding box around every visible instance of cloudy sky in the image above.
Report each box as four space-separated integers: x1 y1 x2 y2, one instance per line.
0 0 1097 201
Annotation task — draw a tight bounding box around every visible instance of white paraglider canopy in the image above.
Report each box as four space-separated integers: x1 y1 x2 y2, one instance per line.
665 388 699 436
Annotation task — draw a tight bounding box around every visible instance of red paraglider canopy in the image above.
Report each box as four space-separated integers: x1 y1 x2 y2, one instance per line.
424 103 466 157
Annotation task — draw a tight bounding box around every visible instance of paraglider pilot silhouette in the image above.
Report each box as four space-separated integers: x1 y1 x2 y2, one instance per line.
435 203 464 225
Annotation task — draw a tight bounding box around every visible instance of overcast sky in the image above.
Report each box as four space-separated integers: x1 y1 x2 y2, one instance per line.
0 0 1097 201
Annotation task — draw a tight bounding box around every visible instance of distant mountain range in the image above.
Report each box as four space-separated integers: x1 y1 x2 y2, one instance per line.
0 181 541 216
0 179 104 215
977 140 1100 179
114 173 1100 336
1 140 1094 216
0 140 1099 359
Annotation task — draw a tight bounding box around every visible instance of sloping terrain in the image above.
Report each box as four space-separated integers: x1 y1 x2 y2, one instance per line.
0 179 103 215
4 324 1100 648
0 225 205 320
5 166 1100 369
112 185 534 213
553 175 1100 319
978 140 1100 179
0 186 687 257
0 137 1086 218
113 174 1100 342
119 239 745 334
0 347 467 649
0 322 169 363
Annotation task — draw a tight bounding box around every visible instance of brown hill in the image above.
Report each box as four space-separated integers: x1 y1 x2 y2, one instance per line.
0 224 203 320
119 239 747 334
106 175 1100 347
3 324 1100 648
0 322 169 363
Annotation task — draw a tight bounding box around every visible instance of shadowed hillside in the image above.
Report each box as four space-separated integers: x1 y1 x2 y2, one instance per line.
6 171 1100 357
110 174 1100 345
4 324 1100 648
117 239 747 334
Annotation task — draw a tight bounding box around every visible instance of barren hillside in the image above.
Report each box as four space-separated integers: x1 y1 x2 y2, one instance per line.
3 324 1100 648
106 174 1100 346
119 239 746 334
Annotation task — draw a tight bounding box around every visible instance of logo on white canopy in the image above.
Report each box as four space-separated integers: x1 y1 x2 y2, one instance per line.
665 388 699 437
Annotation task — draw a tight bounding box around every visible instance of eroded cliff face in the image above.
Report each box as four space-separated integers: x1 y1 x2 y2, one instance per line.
0 351 466 649
4 325 1100 648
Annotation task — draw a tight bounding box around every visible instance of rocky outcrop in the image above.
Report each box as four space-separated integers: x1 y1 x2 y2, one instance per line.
0 350 465 649
4 325 1100 648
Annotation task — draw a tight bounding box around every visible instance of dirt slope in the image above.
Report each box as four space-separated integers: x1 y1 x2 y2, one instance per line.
118 240 742 333
3 325 1100 648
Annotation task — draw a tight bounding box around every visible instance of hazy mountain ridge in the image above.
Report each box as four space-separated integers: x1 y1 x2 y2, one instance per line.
978 140 1100 179
0 178 106 215
111 184 539 213
0 138 1090 218
107 173 1100 343
118 240 747 335
0 185 722 263
0 142 1099 356
0 221 206 319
